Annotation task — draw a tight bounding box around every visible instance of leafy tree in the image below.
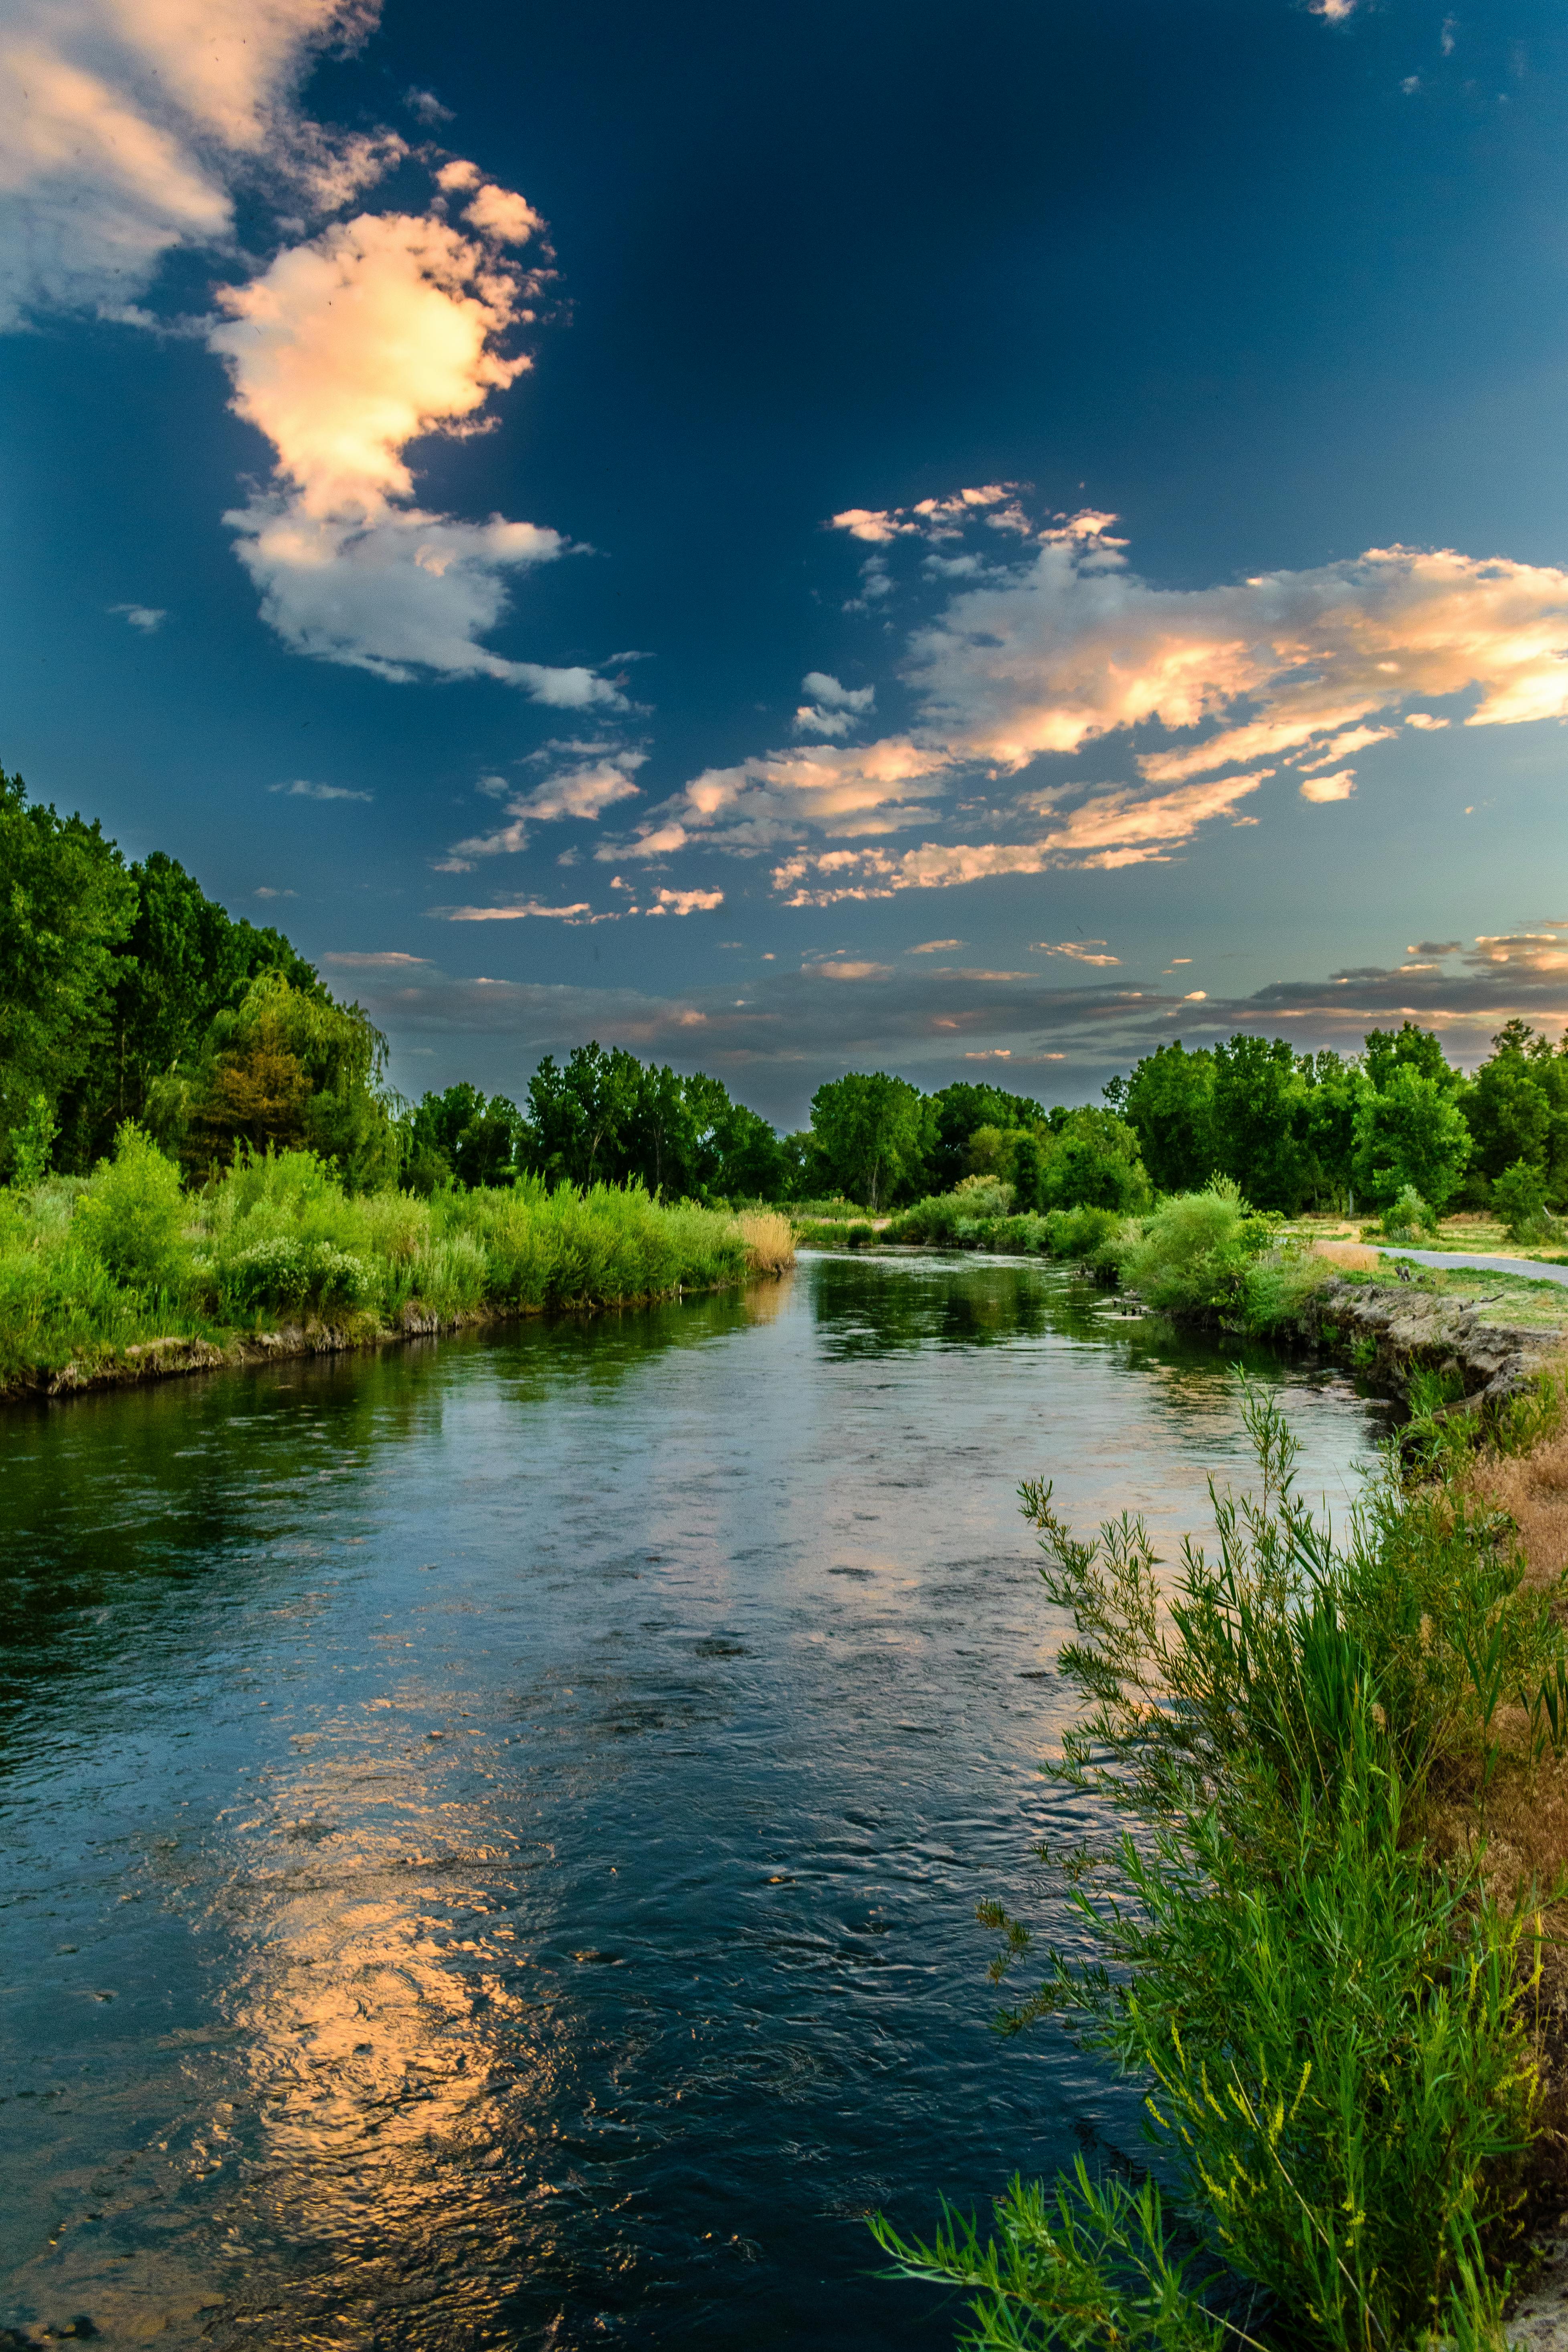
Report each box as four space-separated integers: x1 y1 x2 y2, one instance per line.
1352 1065 1471 1214
925 1081 1046 1194
526 1043 646 1187
1493 1158 1551 1240
1463 1020 1568 1192
404 1083 525 1192
79 851 323 1150
1362 1020 1463 1097
1299 1050 1368 1210
156 973 398 1191
1119 1043 1216 1196
706 1095 792 1200
1039 1106 1151 1213
0 765 136 1172
1210 1034 1311 1212
809 1071 930 1210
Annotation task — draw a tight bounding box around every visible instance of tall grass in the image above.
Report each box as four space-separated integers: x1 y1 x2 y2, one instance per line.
0 1129 787 1393
873 1387 1562 2352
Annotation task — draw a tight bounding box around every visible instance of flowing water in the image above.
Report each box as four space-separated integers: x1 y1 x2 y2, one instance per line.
0 1254 1388 2351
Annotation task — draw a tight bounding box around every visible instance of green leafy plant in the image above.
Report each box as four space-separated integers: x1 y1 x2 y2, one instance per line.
874 1387 1557 2352
73 1121 188 1294
8 1093 58 1188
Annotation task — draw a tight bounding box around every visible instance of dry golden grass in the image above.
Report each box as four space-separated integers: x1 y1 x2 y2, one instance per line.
1311 1239 1381 1272
736 1209 796 1275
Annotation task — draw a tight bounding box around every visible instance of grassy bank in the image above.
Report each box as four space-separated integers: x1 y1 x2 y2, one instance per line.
875 1376 1568 2351
0 1125 794 1399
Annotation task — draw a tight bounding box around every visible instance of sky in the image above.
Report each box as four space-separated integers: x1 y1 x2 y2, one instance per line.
4 0 1568 1128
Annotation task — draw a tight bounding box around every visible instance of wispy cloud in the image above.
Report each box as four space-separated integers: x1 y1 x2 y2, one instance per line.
339 923 1568 1132
107 601 166 632
430 898 595 922
615 503 1568 899
270 778 373 802
443 748 645 864
1033 939 1120 965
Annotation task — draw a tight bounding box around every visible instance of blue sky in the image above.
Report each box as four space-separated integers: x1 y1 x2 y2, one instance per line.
4 0 1568 1125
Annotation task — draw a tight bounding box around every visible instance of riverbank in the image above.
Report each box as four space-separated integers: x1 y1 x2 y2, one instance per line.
0 1144 794 1405
13 1275 794 1404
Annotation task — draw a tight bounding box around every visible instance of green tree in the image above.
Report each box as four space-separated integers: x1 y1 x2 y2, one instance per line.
404 1083 524 1192
526 1042 646 1187
809 1071 930 1209
0 765 136 1170
1463 1020 1568 1193
1040 1106 1151 1213
1352 1065 1471 1214
1210 1035 1310 1211
158 973 398 1191
1119 1043 1216 1195
1299 1050 1369 1211
925 1081 1047 1194
1362 1020 1463 1098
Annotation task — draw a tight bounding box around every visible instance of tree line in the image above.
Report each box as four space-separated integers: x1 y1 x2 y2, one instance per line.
4 763 1564 1218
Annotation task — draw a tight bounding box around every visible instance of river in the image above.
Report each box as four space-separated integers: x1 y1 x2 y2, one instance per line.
0 1253 1387 2350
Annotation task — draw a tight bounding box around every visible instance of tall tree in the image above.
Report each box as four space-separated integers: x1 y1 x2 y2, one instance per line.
1119 1043 1217 1195
925 1081 1046 1194
0 766 136 1171
1352 1066 1472 1214
1211 1034 1311 1212
1464 1020 1568 1191
809 1071 929 1209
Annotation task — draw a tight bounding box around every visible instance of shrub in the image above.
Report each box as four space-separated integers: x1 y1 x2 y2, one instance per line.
222 1235 372 1317
1493 1158 1553 1243
1115 1182 1274 1317
1379 1183 1438 1243
73 1122 188 1294
954 1172 1015 1218
1042 1204 1123 1262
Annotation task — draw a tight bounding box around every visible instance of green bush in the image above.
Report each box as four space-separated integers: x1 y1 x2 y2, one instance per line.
73 1121 188 1294
221 1235 372 1317
1379 1183 1438 1243
1493 1159 1554 1243
1115 1182 1274 1317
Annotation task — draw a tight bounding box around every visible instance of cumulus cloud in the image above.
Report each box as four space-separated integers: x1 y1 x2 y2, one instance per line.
210 205 618 697
791 671 876 738
107 602 165 631
645 887 724 916
1298 769 1356 803
907 521 1568 778
0 0 392 327
0 5 608 703
907 939 962 954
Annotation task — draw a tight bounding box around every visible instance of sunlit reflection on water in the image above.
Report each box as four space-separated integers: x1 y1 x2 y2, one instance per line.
0 1257 1387 2347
